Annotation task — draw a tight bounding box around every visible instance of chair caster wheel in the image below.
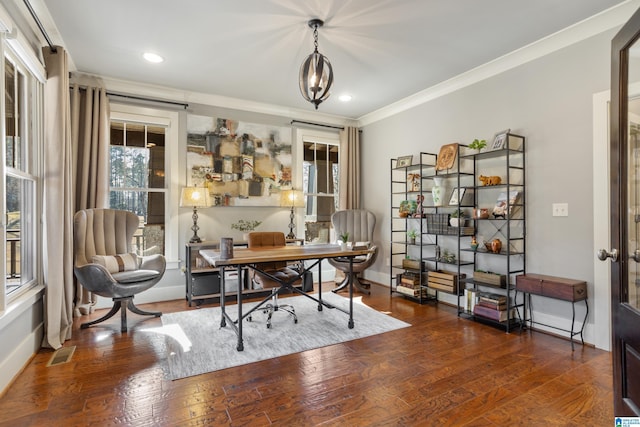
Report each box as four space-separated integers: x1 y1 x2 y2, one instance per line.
267 324 271 329
294 319 298 324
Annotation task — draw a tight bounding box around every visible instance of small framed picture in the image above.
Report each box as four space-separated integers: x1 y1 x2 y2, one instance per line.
490 129 510 151
397 155 413 168
449 188 466 206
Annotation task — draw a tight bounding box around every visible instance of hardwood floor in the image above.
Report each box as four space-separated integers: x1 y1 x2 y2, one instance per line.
0 283 612 426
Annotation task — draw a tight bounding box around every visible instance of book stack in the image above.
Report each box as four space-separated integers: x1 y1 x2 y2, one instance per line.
396 272 427 297
473 292 509 322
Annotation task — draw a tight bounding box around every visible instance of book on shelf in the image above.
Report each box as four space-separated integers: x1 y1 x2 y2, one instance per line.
476 300 507 311
478 292 507 304
396 284 427 297
473 304 509 322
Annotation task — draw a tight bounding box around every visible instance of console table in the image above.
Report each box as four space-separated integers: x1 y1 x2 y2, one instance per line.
515 273 588 350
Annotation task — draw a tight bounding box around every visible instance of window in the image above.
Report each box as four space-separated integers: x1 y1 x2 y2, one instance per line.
303 140 339 243
109 120 166 256
3 54 39 298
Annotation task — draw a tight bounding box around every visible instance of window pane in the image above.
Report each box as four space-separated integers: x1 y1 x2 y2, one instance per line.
126 123 145 147
110 119 166 256
6 175 34 293
109 190 165 255
303 141 339 244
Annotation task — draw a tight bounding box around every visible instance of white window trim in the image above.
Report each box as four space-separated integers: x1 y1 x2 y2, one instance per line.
0 30 44 312
110 104 180 269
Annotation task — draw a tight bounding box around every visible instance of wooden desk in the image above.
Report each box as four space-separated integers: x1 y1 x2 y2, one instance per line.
200 244 373 351
516 273 588 350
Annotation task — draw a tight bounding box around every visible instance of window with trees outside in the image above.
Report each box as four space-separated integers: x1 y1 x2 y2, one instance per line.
110 121 166 256
4 54 39 298
303 140 339 244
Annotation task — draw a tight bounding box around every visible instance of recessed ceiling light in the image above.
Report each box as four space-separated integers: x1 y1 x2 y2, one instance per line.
143 52 164 63
339 94 352 102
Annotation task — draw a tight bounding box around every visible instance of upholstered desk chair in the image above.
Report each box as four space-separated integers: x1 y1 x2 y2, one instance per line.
328 209 378 295
247 231 302 328
73 208 166 332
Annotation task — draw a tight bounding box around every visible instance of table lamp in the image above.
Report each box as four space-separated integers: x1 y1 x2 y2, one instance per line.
280 189 305 239
180 186 212 243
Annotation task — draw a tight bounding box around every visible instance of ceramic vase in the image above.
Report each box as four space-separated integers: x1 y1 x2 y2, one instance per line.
432 177 444 206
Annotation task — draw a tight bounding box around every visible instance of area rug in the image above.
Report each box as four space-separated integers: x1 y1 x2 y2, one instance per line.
159 292 410 380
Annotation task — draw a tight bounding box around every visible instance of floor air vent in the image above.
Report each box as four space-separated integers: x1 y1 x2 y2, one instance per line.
47 346 76 367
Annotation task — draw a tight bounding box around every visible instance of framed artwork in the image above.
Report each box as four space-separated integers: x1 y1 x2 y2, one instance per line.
186 115 293 206
449 188 466 206
490 129 510 151
436 143 459 171
397 155 413 168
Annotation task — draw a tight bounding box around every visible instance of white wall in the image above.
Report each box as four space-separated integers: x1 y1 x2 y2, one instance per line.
360 27 617 348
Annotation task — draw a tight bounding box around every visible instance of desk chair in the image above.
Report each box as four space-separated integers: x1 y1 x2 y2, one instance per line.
73 208 166 332
247 231 301 328
328 209 378 295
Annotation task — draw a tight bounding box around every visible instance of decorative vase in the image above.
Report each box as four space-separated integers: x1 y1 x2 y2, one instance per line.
490 238 502 254
339 241 347 250
432 177 444 206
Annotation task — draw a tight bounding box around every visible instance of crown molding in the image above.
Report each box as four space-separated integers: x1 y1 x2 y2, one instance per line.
357 0 640 127
92 74 354 128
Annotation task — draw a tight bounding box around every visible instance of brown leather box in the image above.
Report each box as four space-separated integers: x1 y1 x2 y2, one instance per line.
516 273 587 302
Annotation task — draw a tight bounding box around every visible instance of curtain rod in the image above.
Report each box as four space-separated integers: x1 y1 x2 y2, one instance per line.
106 91 189 109
23 0 56 53
290 120 344 130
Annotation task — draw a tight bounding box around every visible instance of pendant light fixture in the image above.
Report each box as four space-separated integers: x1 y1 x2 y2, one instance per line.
299 19 334 109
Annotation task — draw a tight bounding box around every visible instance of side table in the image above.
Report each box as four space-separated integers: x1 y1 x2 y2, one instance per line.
515 273 589 350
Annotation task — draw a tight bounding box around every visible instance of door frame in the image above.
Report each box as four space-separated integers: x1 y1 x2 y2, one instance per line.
593 89 612 352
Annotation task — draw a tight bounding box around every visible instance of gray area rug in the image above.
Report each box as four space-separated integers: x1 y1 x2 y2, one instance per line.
160 292 410 380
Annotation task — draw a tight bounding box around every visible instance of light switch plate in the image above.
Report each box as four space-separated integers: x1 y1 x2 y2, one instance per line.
552 203 569 217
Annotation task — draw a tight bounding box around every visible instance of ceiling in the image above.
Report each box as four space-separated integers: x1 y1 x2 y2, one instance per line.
34 0 628 119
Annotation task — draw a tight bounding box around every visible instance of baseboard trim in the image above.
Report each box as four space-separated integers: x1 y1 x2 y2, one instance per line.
0 322 43 397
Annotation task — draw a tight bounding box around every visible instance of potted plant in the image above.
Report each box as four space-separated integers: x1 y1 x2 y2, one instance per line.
449 209 466 227
231 219 262 240
338 232 349 250
407 229 418 244
468 138 487 153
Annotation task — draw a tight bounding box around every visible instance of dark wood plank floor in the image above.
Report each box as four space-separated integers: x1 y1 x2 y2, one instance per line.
0 283 612 426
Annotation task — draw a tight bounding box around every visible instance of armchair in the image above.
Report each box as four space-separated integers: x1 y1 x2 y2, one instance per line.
328 209 378 295
73 208 165 332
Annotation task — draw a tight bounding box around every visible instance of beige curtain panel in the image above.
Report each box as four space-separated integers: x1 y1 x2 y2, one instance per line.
339 126 361 209
42 46 74 349
70 82 111 317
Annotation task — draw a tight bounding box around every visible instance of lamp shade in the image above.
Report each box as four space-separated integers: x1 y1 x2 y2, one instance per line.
180 187 211 208
280 189 305 208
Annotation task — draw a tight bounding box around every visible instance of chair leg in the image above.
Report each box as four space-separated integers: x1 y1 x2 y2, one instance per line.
127 299 162 318
262 289 297 328
80 297 162 333
81 300 123 330
332 273 371 295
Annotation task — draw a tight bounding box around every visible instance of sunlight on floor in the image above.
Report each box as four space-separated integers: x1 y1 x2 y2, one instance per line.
141 323 192 353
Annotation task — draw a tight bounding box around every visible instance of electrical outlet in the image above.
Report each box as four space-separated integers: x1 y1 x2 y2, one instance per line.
552 203 569 217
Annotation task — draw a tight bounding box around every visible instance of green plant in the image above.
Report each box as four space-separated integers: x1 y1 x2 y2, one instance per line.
407 229 418 239
469 139 487 150
231 219 262 233
450 209 466 218
339 232 350 242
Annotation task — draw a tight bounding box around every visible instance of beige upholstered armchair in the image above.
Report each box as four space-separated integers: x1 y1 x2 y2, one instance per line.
328 209 378 295
73 208 165 332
